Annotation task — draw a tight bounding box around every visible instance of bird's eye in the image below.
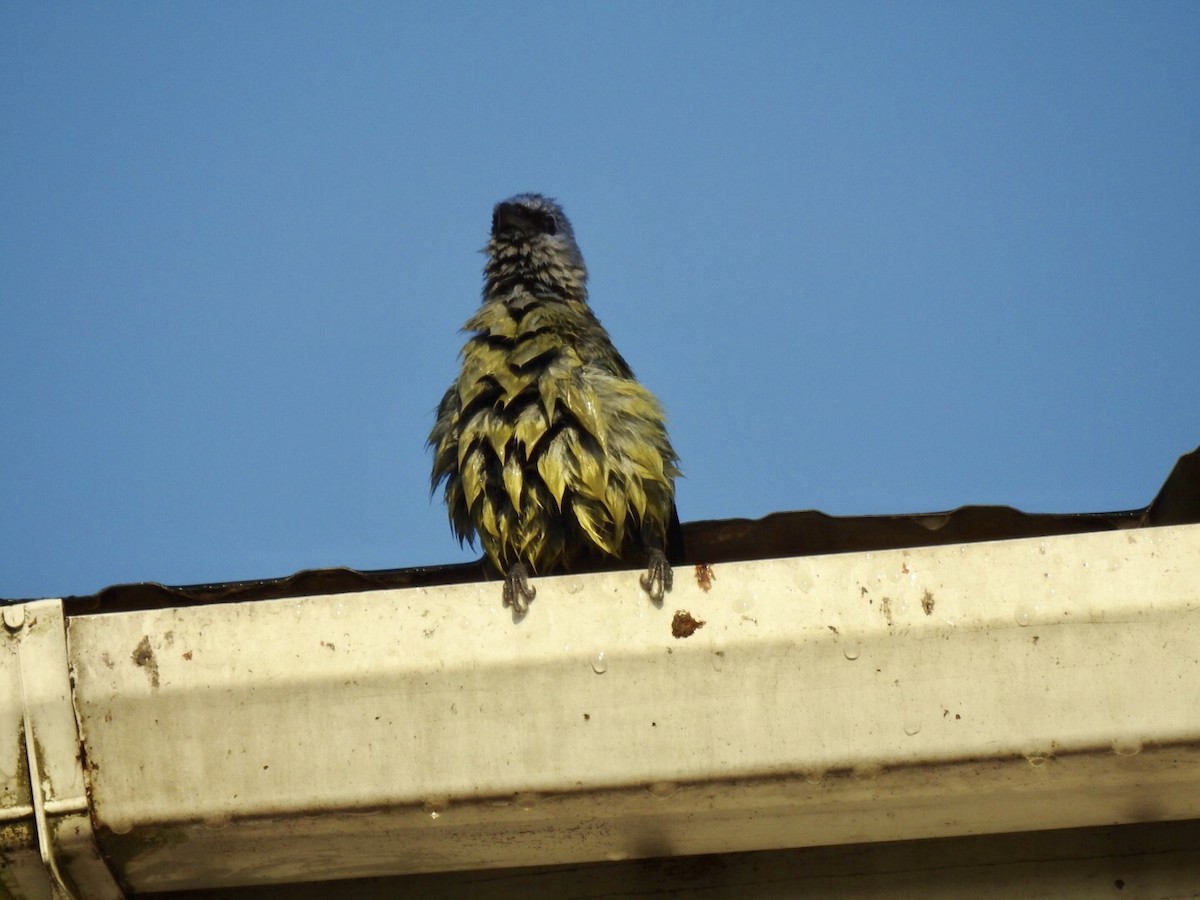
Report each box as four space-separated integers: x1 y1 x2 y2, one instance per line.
543 214 559 236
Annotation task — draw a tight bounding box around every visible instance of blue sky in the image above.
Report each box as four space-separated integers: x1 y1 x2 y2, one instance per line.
2 3 1198 600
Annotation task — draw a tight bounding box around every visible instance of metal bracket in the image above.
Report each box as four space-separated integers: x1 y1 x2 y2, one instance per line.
1 600 123 900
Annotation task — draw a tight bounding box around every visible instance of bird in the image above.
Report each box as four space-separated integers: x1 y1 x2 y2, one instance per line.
428 193 681 615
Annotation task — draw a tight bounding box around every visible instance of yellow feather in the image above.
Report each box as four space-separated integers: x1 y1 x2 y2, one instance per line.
459 449 485 509
538 374 558 425
625 476 647 524
604 480 627 550
503 453 523 513
479 495 499 541
562 378 605 449
509 331 559 369
574 444 606 502
485 413 510 460
536 435 570 507
570 497 609 551
513 403 548 454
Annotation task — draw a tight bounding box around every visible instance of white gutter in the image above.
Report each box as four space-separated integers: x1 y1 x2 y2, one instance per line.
2 524 1199 896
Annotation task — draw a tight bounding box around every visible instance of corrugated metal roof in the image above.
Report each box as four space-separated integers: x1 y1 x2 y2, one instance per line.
61 445 1199 616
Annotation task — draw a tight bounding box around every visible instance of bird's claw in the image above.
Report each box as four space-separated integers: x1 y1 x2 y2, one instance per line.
503 562 536 614
639 549 673 603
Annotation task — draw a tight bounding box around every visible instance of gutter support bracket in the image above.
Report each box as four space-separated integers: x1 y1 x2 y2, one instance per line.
2 600 123 900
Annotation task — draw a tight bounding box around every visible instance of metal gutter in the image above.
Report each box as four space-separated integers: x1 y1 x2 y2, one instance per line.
3 524 1197 895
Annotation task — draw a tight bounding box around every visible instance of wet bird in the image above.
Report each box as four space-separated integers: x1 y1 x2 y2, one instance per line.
429 194 681 614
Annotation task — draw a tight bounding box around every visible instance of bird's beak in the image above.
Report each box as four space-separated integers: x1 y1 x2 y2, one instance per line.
492 202 533 236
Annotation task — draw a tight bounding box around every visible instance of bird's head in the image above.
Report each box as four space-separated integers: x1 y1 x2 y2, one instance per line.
485 193 587 300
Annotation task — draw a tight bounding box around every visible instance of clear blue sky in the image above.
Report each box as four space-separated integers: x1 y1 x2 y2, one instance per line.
3 3 1198 601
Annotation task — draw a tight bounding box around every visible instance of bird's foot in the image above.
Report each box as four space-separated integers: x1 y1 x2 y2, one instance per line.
639 549 673 603
503 562 536 614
